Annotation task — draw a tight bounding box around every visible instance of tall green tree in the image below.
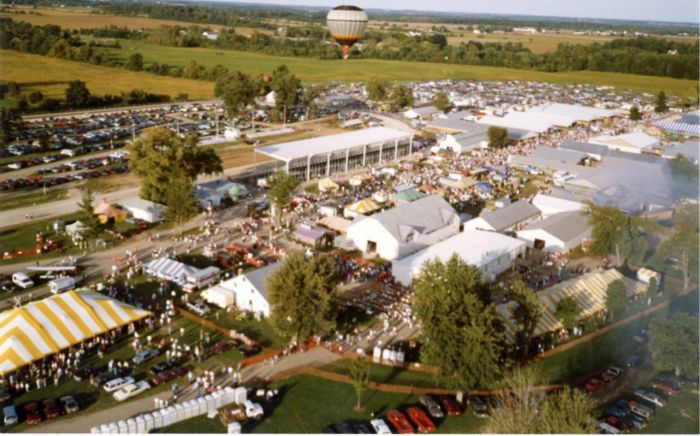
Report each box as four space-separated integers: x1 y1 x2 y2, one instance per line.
267 168 299 226
129 128 222 204
629 105 641 120
485 366 596 434
431 92 450 113
555 296 580 331
389 85 414 111
127 53 144 71
268 253 339 343
365 78 390 105
77 186 101 241
488 126 509 148
300 84 324 120
270 65 301 123
655 91 668 112
413 255 502 392
648 312 699 376
657 224 699 291
65 80 91 109
510 279 543 357
214 70 257 119
605 280 628 321
164 167 200 233
0 108 22 145
585 202 654 266
349 358 371 411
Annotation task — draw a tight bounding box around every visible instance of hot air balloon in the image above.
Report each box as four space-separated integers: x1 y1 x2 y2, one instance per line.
326 5 368 59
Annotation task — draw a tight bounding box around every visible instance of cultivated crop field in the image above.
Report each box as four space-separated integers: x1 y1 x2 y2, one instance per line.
0 50 215 100
106 40 699 96
0 6 266 34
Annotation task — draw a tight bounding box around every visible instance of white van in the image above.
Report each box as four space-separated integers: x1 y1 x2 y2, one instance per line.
12 272 34 289
49 277 77 294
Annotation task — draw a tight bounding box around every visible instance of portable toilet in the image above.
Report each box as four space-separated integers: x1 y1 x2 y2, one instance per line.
152 410 163 429
197 397 208 415
163 407 176 426
213 391 223 408
117 420 128 434
174 403 186 422
99 424 111 434
222 386 235 405
135 416 146 433
143 413 155 432
184 400 196 418
126 418 137 433
233 386 247 404
389 349 397 362
108 422 119 434
91 426 102 434
373 346 382 363
381 348 391 363
227 422 242 434
396 350 405 364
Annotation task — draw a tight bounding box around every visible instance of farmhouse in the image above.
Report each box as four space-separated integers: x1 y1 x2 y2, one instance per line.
202 263 282 318
345 195 460 260
392 229 526 286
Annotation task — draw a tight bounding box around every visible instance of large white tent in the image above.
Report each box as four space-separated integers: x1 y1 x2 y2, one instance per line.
0 290 150 375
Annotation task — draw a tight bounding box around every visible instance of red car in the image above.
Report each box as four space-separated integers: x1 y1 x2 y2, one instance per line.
24 402 43 425
386 410 414 434
42 399 61 420
406 407 436 433
211 341 237 355
438 395 463 416
606 415 630 433
585 378 605 393
151 367 186 385
651 381 678 396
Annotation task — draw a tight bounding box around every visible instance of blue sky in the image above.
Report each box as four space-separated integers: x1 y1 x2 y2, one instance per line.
218 0 700 23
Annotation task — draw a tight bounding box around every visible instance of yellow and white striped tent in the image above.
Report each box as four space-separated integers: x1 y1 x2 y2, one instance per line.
345 198 380 214
0 290 150 376
496 269 647 342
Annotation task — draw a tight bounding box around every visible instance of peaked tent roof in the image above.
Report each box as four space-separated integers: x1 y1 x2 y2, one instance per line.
479 200 540 231
0 290 149 375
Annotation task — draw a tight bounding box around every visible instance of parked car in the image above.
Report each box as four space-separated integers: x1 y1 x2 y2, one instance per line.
606 406 628 419
654 373 684 391
386 410 414 434
186 300 210 317
113 381 151 402
239 344 261 357
406 406 436 433
151 368 185 386
597 420 621 434
651 380 679 396
438 395 462 416
332 421 353 433
624 354 642 368
471 396 489 418
2 405 18 425
12 272 34 289
634 389 666 408
210 341 237 355
243 400 263 419
419 395 444 419
585 377 605 393
628 400 655 420
42 399 60 420
23 402 42 425
352 422 374 434
0 388 11 405
602 366 624 382
132 348 160 365
102 376 135 393
622 413 647 430
59 396 79 415
606 415 630 433
370 418 392 435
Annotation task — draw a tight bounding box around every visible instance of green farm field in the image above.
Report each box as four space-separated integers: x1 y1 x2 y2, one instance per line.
104 40 698 96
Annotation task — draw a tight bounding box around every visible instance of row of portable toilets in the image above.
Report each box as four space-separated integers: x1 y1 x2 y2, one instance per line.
372 346 405 365
91 386 247 434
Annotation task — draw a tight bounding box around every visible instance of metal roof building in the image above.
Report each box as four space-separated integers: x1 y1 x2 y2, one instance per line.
254 127 414 180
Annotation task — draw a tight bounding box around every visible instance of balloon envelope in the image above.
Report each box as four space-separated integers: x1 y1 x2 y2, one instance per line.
326 5 368 56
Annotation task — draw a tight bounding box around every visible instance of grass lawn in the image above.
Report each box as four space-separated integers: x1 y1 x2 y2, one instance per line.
0 189 70 212
636 388 700 434
100 40 699 97
207 308 284 349
0 211 82 252
321 359 442 389
0 50 214 101
158 374 485 433
533 290 699 384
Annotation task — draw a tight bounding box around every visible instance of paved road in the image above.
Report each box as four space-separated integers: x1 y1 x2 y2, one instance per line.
25 347 339 433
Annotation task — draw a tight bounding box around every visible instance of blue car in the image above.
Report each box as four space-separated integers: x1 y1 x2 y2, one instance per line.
606 406 628 419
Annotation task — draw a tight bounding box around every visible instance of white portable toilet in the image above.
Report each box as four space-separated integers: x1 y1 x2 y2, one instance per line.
126 418 137 433
373 346 382 363
143 413 155 432
163 406 176 426
197 397 208 414
233 387 247 404
396 350 405 364
205 394 216 412
135 416 146 433
91 426 102 434
107 422 118 434
227 422 242 434
381 348 391 363
152 410 164 429
222 386 235 405
117 420 128 434
213 391 223 408
389 349 397 362
175 403 186 422
185 400 197 418
100 424 111 434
